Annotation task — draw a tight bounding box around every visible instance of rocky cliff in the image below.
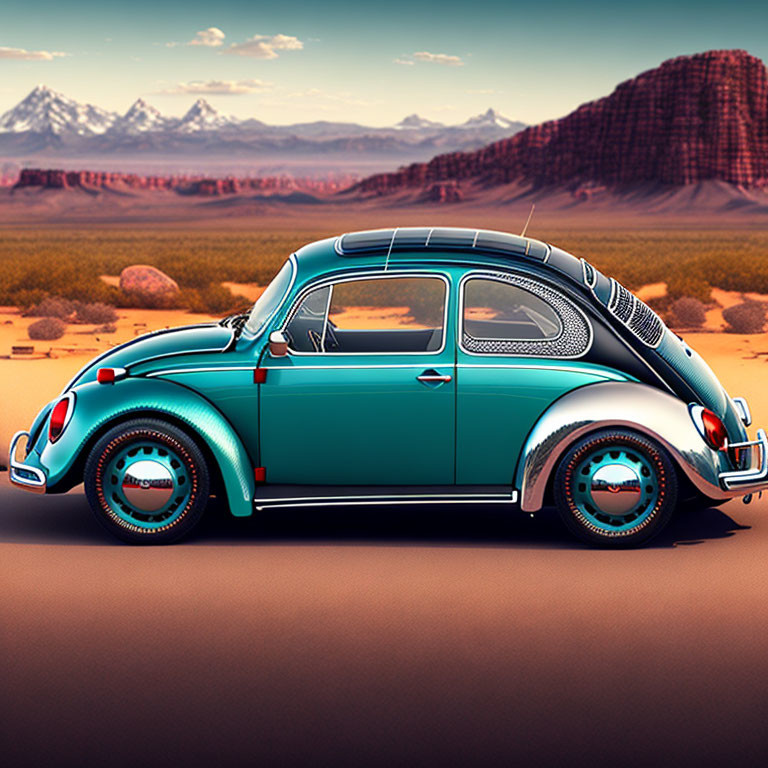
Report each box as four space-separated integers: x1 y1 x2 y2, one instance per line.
359 50 768 197
12 169 357 196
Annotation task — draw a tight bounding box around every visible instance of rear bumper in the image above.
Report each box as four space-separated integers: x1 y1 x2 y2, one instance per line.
719 428 768 493
8 431 47 494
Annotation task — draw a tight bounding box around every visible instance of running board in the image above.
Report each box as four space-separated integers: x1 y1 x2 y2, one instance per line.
253 485 518 511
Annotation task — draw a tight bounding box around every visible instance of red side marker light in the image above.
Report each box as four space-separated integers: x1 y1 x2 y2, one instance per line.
254 368 267 384
701 408 728 451
254 467 266 483
97 368 116 384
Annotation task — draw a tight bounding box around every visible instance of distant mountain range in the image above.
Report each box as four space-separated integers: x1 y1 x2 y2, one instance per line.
357 49 768 202
0 86 526 168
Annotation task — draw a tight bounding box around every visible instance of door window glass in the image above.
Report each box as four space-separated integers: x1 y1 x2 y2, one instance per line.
285 276 446 353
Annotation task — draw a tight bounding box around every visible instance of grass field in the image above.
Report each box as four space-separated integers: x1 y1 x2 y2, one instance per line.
1 226 766 311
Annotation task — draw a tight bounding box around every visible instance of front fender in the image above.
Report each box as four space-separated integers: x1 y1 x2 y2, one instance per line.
39 378 255 517
515 381 730 512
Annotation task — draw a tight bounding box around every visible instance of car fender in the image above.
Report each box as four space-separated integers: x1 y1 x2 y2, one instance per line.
515 380 727 511
39 378 255 517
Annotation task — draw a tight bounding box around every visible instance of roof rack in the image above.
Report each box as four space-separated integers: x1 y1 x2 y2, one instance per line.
334 227 550 262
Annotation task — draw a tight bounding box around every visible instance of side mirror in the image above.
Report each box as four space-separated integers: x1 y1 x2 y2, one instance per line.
269 330 289 357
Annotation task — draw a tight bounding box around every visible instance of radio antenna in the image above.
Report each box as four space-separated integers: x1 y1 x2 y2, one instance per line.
520 203 535 238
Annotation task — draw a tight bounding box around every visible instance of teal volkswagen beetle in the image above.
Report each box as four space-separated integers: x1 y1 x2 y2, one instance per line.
9 228 768 546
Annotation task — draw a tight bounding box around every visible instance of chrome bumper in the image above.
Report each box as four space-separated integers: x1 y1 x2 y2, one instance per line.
720 428 768 492
8 431 47 494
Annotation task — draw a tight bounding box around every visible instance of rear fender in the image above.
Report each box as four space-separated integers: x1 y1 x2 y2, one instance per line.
39 378 255 517
516 381 729 511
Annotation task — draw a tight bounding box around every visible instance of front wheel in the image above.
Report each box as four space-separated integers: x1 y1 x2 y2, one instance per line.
553 429 677 547
84 419 210 544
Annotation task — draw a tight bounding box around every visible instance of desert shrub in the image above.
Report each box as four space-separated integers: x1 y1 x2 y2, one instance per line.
95 323 117 334
28 317 66 340
670 297 707 327
722 301 766 334
26 296 76 319
665 275 712 303
9 289 49 311
181 284 249 314
74 301 118 324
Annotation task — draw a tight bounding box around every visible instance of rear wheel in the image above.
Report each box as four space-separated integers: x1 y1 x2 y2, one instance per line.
554 429 677 547
84 419 210 544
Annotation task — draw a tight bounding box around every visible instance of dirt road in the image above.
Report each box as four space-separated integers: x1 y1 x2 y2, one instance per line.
2 477 767 767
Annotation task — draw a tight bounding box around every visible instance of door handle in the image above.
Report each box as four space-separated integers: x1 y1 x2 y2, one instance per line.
417 373 452 383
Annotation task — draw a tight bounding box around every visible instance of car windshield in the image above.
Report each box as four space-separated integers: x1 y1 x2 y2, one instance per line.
244 258 294 336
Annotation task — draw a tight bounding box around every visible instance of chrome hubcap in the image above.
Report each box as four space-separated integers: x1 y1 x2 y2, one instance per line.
571 445 660 533
590 463 642 515
121 459 176 512
102 440 192 530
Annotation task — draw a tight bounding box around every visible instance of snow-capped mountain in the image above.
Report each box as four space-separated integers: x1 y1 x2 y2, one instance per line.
0 85 117 135
174 99 236 134
0 86 525 171
396 114 445 130
460 108 521 130
114 98 171 135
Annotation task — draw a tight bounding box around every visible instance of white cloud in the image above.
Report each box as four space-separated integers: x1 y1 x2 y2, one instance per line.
187 27 226 47
224 33 303 59
411 51 464 67
159 78 272 95
0 46 68 61
393 58 414 66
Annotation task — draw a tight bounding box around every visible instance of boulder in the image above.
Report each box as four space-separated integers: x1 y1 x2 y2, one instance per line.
119 265 180 308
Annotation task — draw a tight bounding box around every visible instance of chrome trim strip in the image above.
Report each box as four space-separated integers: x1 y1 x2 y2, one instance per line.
733 396 752 427
383 227 399 272
254 490 518 511
8 431 47 492
146 366 256 377
279 270 451 357
457 363 625 379
148 362 625 377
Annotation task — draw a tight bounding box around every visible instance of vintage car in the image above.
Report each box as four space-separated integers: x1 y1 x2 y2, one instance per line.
8 227 768 546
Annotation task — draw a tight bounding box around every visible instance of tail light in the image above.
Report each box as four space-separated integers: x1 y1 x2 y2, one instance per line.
49 393 75 443
691 405 728 451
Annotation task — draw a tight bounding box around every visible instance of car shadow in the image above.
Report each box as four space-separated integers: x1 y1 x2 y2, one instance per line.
0 485 751 549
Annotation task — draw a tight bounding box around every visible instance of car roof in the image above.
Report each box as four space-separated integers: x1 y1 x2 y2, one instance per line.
334 227 550 261
292 227 589 292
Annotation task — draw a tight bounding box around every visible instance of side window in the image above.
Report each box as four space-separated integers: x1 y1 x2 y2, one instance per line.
285 276 446 354
461 273 591 357
464 278 561 341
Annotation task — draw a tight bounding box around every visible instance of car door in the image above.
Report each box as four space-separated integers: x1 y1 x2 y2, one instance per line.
456 270 611 485
259 272 456 486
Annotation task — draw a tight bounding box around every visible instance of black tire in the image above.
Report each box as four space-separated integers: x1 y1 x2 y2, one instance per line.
553 428 678 548
84 418 210 544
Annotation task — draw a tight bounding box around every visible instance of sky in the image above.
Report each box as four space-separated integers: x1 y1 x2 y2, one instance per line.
1 0 767 126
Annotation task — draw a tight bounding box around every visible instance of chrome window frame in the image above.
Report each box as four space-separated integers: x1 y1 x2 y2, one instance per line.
457 270 593 359
279 270 451 357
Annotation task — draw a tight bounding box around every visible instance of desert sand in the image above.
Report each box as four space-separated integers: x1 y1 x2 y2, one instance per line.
3 288 768 768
